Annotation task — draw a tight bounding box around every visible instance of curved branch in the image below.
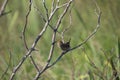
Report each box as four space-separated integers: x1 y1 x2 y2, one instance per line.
9 0 65 79
48 10 102 72
34 0 73 80
21 0 32 50
0 0 11 17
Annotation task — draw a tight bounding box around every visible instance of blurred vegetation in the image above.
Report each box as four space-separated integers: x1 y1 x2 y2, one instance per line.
0 0 120 80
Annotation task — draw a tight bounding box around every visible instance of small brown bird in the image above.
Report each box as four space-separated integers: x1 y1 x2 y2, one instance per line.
57 39 71 51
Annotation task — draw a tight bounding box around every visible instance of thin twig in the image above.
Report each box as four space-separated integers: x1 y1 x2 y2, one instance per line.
34 0 73 80
33 5 55 31
20 0 40 73
51 0 55 12
0 0 11 17
10 0 102 80
29 55 39 72
57 2 69 9
48 0 73 62
9 0 66 79
42 0 49 19
22 0 32 50
57 0 60 6
70 11 101 51
48 8 101 71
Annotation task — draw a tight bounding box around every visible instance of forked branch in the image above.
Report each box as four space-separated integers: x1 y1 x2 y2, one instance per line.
9 0 102 80
9 0 73 80
48 9 102 69
0 0 11 17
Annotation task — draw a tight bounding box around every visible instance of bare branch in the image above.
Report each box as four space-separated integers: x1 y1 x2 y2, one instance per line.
70 12 101 51
42 0 49 19
34 1 101 79
48 7 102 73
48 11 102 68
92 0 100 14
29 55 40 72
0 0 11 17
48 0 73 62
34 0 73 80
10 0 70 80
9 0 102 80
33 5 55 32
57 0 60 6
21 0 32 50
57 2 69 9
19 0 40 74
51 0 55 12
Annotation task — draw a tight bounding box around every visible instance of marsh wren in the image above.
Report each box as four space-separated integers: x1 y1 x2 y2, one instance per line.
57 39 71 51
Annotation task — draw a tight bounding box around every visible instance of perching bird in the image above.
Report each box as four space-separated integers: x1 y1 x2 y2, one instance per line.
57 38 71 51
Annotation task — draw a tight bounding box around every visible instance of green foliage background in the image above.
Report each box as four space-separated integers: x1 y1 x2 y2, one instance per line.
0 0 120 80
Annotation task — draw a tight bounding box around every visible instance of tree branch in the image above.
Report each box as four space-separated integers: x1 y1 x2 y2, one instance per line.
48 9 102 71
0 0 11 17
34 0 73 80
9 0 72 80
21 0 32 50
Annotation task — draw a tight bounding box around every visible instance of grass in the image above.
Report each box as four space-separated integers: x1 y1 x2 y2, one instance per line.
0 0 120 80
